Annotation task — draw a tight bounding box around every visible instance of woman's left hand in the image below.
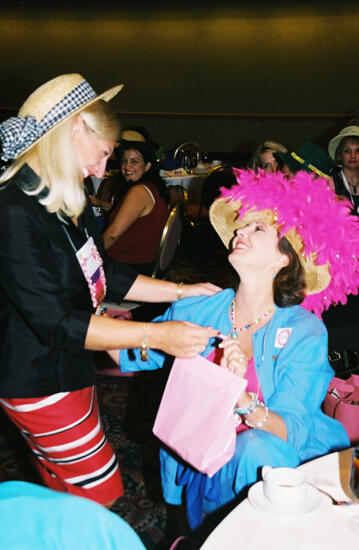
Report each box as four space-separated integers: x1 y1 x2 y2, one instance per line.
219 338 248 377
182 282 222 298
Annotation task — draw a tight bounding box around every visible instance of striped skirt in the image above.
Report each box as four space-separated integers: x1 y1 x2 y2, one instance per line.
0 386 124 505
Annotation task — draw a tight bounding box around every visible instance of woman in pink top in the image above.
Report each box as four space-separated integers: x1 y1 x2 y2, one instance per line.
103 140 170 275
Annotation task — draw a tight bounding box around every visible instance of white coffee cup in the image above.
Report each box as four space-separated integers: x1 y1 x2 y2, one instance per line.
262 465 309 511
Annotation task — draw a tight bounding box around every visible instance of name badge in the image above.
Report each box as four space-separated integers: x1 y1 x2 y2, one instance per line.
275 328 292 348
76 237 106 309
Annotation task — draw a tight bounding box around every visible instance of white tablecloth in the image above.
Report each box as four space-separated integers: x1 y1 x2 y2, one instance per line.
164 174 205 203
200 451 359 549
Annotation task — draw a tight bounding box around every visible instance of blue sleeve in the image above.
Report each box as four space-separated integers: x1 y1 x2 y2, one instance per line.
0 481 146 550
118 291 231 373
119 304 173 373
266 318 349 458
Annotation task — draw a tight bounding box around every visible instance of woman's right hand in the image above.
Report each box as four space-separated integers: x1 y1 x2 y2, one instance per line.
150 321 218 358
218 337 248 377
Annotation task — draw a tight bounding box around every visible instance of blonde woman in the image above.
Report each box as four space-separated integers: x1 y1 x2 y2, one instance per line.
0 74 219 509
250 140 287 173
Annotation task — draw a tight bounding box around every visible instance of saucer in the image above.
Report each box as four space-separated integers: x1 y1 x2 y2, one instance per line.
193 163 212 174
248 481 323 515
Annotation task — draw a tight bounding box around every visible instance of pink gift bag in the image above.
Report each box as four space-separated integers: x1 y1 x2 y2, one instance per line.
153 355 248 477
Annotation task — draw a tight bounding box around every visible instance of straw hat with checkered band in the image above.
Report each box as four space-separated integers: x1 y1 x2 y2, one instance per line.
0 73 123 162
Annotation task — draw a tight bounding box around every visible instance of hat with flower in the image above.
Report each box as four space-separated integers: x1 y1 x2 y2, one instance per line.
209 169 359 317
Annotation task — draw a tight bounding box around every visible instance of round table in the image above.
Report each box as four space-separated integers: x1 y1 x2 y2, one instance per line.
164 174 206 204
200 449 359 549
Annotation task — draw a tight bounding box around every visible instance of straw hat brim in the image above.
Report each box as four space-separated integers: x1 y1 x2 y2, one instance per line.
120 130 146 143
18 82 123 159
209 197 331 295
328 125 359 160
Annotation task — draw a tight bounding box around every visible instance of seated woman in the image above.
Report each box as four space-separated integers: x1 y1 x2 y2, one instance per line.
328 125 359 216
250 140 287 173
103 139 170 276
110 170 358 530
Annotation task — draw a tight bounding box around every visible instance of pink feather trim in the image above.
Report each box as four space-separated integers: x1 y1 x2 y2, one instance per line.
218 169 359 317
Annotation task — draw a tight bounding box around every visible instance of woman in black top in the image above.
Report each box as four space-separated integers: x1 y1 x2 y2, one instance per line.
0 73 218 507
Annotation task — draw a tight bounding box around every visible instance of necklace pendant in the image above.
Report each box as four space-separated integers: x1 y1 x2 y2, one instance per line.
231 330 238 339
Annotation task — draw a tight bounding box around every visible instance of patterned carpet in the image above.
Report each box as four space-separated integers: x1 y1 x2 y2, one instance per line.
97 367 171 549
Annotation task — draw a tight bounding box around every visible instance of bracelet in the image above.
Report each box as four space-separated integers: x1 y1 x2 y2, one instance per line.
176 281 184 300
95 304 107 316
244 403 269 429
234 392 260 416
140 322 149 362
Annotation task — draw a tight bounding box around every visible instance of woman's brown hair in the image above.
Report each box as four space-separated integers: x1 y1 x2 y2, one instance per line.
273 236 306 307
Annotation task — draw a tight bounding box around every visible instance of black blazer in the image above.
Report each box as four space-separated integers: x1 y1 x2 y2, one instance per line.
0 164 137 397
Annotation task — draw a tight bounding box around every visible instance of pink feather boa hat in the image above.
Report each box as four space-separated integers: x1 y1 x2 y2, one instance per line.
209 169 359 317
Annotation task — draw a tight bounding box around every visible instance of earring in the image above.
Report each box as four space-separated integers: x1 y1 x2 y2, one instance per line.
273 273 277 279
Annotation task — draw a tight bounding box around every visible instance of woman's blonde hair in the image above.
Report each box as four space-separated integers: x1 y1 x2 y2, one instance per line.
0 99 120 220
250 140 287 172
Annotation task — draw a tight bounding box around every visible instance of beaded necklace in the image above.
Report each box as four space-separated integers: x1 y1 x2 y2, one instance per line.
230 299 276 338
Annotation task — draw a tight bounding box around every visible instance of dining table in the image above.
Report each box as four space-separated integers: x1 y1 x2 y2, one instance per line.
200 448 359 549
163 163 220 204
164 174 205 205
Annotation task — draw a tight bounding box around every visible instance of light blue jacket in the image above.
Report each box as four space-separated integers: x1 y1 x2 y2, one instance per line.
0 481 146 550
120 288 349 461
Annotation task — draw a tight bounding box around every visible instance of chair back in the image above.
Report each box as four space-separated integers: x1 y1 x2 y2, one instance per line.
173 142 204 169
168 185 188 214
96 174 125 205
152 204 183 278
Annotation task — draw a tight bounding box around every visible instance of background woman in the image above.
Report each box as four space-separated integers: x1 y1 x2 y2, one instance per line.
103 139 170 276
112 169 359 532
0 74 219 509
250 140 287 173
328 125 359 215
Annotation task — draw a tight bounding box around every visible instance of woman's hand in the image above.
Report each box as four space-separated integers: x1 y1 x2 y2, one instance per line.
218 337 248 377
89 195 112 212
182 282 222 298
150 321 218 358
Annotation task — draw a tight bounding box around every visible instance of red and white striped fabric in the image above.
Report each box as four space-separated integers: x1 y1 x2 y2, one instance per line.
0 386 123 505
